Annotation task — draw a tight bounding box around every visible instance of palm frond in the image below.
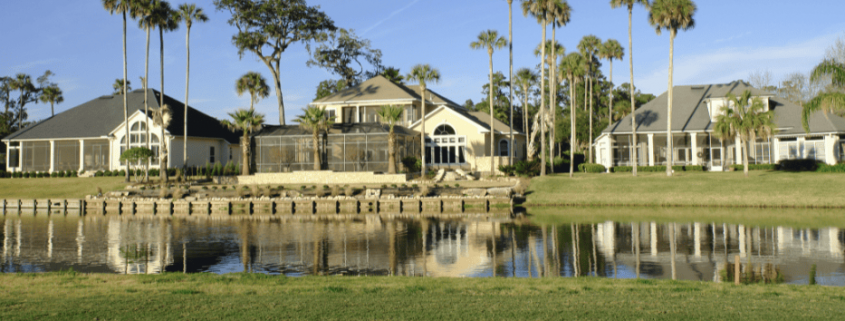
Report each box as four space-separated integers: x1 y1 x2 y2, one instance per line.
802 92 845 133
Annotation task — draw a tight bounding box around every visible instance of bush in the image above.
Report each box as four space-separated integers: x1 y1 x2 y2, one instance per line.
513 159 541 177
816 163 845 173
612 165 704 172
401 156 421 173
554 152 585 171
498 165 515 176
578 163 607 173
729 164 778 171
778 159 819 172
118 170 126 177
58 171 65 178
50 172 58 178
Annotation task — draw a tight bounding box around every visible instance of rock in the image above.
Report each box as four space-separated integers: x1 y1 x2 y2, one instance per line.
433 169 446 182
487 187 512 198
464 188 487 197
442 171 460 182
364 189 381 199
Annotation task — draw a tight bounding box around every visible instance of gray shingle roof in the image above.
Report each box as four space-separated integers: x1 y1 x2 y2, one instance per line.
311 75 461 108
465 111 523 134
254 123 420 137
602 80 845 137
3 89 240 144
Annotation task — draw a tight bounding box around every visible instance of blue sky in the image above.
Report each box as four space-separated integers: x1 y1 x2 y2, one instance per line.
2 0 844 124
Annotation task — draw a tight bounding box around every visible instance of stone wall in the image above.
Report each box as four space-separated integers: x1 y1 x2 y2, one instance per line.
238 171 407 185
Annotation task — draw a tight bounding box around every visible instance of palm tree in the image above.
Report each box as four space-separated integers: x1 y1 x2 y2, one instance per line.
713 90 775 177
380 67 404 84
599 39 624 123
803 59 845 132
578 35 601 164
535 39 565 170
39 85 63 117
152 103 172 181
9 74 37 130
103 0 134 182
547 0 572 172
611 0 650 177
377 105 404 174
150 0 179 136
176 3 208 169
135 0 154 155
406 64 441 177
514 67 538 152
112 79 132 95
649 0 696 177
236 72 270 111
560 52 585 177
294 106 334 171
221 109 265 175
507 0 515 166
523 0 551 176
471 30 509 174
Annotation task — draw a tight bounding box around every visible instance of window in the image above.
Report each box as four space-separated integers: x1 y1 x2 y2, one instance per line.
210 146 215 163
326 109 336 122
120 121 160 166
498 139 510 157
426 124 466 165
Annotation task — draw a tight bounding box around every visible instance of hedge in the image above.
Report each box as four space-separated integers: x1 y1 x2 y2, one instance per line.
612 165 704 173
578 163 607 173
730 164 778 171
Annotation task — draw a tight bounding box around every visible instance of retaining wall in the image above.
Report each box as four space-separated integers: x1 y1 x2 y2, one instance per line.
237 171 407 185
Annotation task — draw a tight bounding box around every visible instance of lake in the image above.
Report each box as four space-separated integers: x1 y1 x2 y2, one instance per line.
2 210 843 285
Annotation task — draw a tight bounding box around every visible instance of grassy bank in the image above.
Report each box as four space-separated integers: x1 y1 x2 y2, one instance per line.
1 272 843 320
0 177 127 199
526 171 845 208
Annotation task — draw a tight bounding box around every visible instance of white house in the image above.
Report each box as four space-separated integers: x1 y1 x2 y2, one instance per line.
594 81 845 171
3 89 240 173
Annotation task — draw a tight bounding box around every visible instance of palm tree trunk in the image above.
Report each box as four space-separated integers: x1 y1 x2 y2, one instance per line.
629 6 639 177
161 127 168 182
488 51 495 175
508 0 514 166
666 30 675 177
589 67 594 164
609 59 614 123
742 137 749 177
388 129 396 174
122 10 130 183
570 75 575 178
184 25 191 172
550 27 557 174
523 84 529 160
241 135 249 175
539 19 547 176
313 131 320 171
159 27 168 182
420 85 426 177
144 27 151 183
50 102 54 117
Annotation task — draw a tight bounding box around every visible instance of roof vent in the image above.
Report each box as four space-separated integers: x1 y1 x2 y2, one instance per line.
691 85 704 90
98 95 114 99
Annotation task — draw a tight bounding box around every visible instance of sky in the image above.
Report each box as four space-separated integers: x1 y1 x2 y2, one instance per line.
2 0 844 125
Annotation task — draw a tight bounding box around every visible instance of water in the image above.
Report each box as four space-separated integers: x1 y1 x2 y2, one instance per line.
2 213 844 285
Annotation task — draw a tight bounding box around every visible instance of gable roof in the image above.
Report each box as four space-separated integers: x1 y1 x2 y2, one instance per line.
3 89 240 144
254 122 419 137
311 75 461 108
410 105 524 135
602 80 845 137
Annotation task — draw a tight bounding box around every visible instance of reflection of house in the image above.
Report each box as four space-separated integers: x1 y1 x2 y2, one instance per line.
595 81 845 171
3 89 240 173
255 76 526 173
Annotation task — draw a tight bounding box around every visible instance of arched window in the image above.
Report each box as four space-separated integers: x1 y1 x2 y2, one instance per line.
434 124 455 136
426 123 466 165
120 121 160 166
499 139 510 157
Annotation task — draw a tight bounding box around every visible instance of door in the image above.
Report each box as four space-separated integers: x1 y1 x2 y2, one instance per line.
710 147 723 171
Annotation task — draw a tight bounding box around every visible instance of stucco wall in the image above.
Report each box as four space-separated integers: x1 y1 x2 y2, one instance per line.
238 171 407 185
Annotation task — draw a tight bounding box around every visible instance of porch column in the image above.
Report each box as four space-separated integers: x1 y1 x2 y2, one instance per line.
49 140 55 173
647 134 655 166
356 105 360 123
825 135 837 165
797 137 806 158
690 133 699 166
18 142 23 172
734 136 742 165
79 140 85 173
772 138 780 163
4 142 8 172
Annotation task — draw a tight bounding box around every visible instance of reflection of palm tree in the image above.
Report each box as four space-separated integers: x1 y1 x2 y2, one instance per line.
471 30 508 174
649 0 696 177
611 0 650 176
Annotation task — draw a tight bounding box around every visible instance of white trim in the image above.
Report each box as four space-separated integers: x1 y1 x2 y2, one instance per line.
498 138 511 157
409 105 491 133
4 136 110 142
311 98 417 106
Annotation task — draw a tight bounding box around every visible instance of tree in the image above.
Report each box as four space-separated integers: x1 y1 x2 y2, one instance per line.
514 68 538 143
747 69 775 92
215 0 337 125
611 0 650 177
713 90 775 177
136 0 155 157
176 3 209 171
221 108 265 175
236 71 270 111
112 78 132 95
599 39 624 123
803 59 845 132
314 79 348 100
39 85 63 117
406 64 441 177
151 103 172 182
103 0 135 183
306 28 383 87
578 35 601 164
560 52 585 177
377 105 403 174
523 0 551 176
294 106 334 171
477 71 512 125
9 74 39 130
120 147 155 182
0 77 16 137
649 0 696 177
471 29 509 174
507 0 515 166
547 0 572 173
380 67 404 84
151 1 179 147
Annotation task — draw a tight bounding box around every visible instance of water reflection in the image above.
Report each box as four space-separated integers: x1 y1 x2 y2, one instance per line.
1 214 844 285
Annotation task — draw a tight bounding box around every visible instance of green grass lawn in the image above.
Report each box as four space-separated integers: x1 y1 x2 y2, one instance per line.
0 177 128 199
526 171 845 208
0 272 842 320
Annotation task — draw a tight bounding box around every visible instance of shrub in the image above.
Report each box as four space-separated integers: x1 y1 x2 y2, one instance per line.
417 185 431 197
59 171 66 178
612 165 704 172
816 163 845 173
331 185 341 197
95 170 103 177
729 164 778 171
779 159 819 172
554 152 585 171
578 163 607 173
36 172 44 178
222 186 228 190
498 165 515 176
118 170 126 177
149 169 159 177
513 159 541 177
344 185 354 196
250 185 260 197
301 185 307 190
391 184 398 188
401 156 421 173
51 172 58 178
381 184 388 189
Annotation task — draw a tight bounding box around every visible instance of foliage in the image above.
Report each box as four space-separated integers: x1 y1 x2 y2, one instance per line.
578 163 607 173
112 78 131 95
815 163 845 173
612 165 704 172
513 159 542 177
380 67 404 84
306 28 383 86
778 159 820 172
294 106 334 170
221 108 265 175
401 156 421 173
235 71 270 110
730 164 777 171
314 79 348 100
120 147 155 182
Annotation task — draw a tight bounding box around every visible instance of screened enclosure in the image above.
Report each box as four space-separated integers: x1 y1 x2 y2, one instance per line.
254 124 420 173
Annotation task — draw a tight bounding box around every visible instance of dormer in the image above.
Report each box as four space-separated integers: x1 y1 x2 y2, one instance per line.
706 95 770 121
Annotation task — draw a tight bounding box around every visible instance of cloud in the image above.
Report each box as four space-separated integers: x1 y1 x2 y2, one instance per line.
636 32 839 95
713 31 752 44
7 59 58 74
361 0 421 36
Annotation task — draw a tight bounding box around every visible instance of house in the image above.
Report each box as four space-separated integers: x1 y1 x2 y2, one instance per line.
2 89 240 174
594 80 845 171
252 75 526 174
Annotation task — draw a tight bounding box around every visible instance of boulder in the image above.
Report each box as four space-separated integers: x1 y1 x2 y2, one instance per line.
463 188 487 197
364 189 382 199
487 187 513 198
442 171 460 182
433 169 446 182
